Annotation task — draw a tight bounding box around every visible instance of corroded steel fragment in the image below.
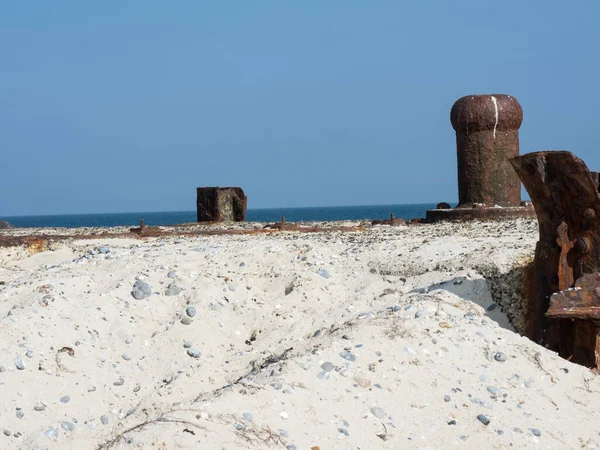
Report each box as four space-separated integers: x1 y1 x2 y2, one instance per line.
511 150 600 367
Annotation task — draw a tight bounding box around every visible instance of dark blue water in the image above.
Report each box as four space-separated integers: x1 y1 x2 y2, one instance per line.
3 203 449 228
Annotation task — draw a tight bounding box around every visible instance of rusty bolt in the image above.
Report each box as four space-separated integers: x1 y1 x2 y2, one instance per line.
451 94 523 208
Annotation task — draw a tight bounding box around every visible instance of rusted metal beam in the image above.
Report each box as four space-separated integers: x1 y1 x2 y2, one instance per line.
510 150 600 367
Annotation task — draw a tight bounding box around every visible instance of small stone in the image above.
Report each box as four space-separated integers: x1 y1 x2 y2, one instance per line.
44 428 58 440
242 412 253 422
15 355 25 370
99 245 110 254
494 352 507 362
187 349 201 358
113 377 125 386
317 268 330 279
16 409 24 419
444 395 451 402
287 446 297 450
167 270 177 279
165 283 182 296
34 405 46 412
26 350 34 358
497 429 504 435
514 427 523 433
339 351 356 362
415 310 428 318
371 407 385 418
87 422 97 430
125 337 133 344
101 415 109 425
3 430 10 436
338 427 349 436
487 386 500 396
317 371 330 380
477 414 490 426
133 385 141 393
181 317 193 325
487 303 497 311
185 306 196 318
280 411 289 419
235 423 245 431
60 395 70 403
122 353 132 361
448 420 457 425
530 428 541 437
321 361 334 372
61 421 75 432
183 341 193 348
279 429 289 437
131 280 152 300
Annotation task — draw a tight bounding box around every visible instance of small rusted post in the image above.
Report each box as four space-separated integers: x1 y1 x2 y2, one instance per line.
140 218 145 233
281 216 285 225
197 187 247 222
391 213 395 220
451 94 523 207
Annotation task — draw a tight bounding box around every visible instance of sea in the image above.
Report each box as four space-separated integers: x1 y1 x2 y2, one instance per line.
3 203 450 229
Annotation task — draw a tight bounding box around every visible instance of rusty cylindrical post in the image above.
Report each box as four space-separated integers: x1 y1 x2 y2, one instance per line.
451 94 523 208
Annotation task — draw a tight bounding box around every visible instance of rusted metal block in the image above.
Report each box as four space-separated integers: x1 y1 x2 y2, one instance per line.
511 150 600 367
426 94 534 222
196 187 247 222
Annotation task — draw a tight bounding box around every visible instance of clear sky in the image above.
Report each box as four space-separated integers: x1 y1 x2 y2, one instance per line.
1 1 599 216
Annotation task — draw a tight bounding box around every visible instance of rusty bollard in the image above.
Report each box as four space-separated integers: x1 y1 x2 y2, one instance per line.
451 94 523 208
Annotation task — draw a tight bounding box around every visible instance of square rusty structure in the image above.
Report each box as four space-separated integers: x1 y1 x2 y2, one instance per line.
196 187 247 222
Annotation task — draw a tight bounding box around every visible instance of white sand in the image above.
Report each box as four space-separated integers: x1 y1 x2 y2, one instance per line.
1 219 600 449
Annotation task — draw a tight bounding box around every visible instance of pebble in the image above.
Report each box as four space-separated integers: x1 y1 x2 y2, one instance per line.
487 303 498 311
487 386 501 396
371 407 385 418
280 411 289 419
16 409 24 419
101 415 109 425
26 350 34 358
530 428 541 437
167 270 177 279
44 428 58 440
317 268 330 279
321 361 335 372
60 395 70 403
165 283 182 296
287 446 297 450
87 422 97 430
99 245 110 254
477 414 490 426
183 341 193 348
185 306 196 318
242 412 253 422
187 349 201 358
317 371 330 380
125 337 133 344
279 429 289 437
181 317 193 325
133 385 141 393
415 309 428 318
339 351 356 362
131 280 152 300
15 355 25 370
235 423 246 431
338 427 349 436
3 430 10 437
444 395 451 402
497 429 504 435
122 353 132 361
113 377 125 386
494 352 507 362
34 405 46 412
61 421 75 431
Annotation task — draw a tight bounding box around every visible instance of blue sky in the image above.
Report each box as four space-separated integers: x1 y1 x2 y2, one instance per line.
1 1 599 216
